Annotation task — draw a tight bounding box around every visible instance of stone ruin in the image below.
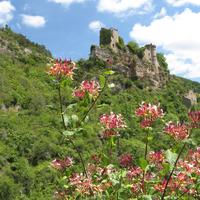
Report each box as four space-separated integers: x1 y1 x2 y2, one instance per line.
183 90 197 108
90 27 169 89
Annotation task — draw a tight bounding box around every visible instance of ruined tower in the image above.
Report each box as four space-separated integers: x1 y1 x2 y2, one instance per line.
100 28 119 53
144 44 160 70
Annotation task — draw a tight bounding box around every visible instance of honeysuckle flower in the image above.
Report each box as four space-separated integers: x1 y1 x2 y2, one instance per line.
188 111 200 128
127 167 142 180
49 59 76 80
69 172 111 196
148 151 165 164
119 153 133 168
131 183 141 194
135 102 164 119
164 122 189 140
101 129 118 138
154 179 167 193
100 112 126 129
135 102 164 128
73 80 100 99
51 157 73 170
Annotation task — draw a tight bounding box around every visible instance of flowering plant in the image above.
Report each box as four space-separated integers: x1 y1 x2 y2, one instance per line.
48 59 200 200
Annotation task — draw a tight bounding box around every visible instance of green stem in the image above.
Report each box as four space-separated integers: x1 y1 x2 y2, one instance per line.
142 129 149 194
58 85 88 178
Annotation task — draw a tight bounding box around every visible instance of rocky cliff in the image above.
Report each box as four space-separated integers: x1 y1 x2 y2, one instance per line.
90 28 170 89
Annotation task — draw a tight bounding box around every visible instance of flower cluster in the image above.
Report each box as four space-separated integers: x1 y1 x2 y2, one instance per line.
73 80 100 99
100 112 126 138
119 154 133 168
51 157 73 170
66 164 113 197
148 151 165 165
164 122 189 140
188 111 200 128
100 112 126 129
49 59 76 79
127 167 142 180
135 102 164 128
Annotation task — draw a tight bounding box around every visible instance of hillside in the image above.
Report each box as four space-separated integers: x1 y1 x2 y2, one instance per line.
0 27 200 199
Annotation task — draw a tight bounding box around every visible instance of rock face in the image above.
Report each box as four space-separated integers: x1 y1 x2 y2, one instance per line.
183 90 197 108
90 27 170 89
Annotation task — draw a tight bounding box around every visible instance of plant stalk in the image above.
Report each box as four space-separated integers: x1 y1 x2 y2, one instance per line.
58 85 88 177
142 129 149 194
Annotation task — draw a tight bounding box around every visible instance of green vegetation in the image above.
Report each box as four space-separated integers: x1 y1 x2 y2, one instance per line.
100 28 112 46
116 36 125 50
157 53 169 73
127 41 145 59
0 28 199 199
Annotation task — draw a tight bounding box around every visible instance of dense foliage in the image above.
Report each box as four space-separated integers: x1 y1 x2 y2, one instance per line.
127 41 145 59
100 28 112 47
0 28 200 199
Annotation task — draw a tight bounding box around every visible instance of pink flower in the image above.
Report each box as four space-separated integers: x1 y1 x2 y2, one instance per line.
135 102 164 119
131 183 141 194
119 154 133 168
73 89 85 98
49 59 76 79
188 111 200 128
135 102 164 128
127 167 142 180
140 119 153 128
100 112 126 129
164 122 189 140
154 179 167 193
51 157 73 170
73 80 100 99
101 129 118 138
148 151 165 164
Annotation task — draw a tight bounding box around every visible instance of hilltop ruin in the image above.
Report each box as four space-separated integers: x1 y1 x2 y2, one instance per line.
90 28 169 89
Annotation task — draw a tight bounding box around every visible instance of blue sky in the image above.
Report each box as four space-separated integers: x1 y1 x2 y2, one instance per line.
1 0 200 82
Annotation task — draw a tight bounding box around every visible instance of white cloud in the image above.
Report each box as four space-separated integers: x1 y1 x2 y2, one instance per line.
166 0 200 6
129 9 200 79
0 1 15 26
89 20 105 32
21 15 46 28
48 0 87 6
154 7 167 19
97 0 153 16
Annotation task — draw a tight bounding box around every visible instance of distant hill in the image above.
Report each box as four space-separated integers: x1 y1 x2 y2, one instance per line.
0 27 199 199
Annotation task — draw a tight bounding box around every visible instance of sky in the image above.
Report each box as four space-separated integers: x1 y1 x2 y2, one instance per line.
1 0 200 82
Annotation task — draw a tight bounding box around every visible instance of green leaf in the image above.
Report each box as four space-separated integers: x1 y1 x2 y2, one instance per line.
71 114 79 123
63 128 83 137
142 195 152 200
99 75 106 88
63 115 70 127
160 163 170 176
139 158 148 170
104 70 115 75
147 136 153 141
63 130 75 137
61 78 72 87
165 149 178 166
183 138 196 146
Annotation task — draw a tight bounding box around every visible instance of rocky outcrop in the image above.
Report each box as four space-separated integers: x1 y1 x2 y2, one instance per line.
183 90 197 108
90 28 169 89
90 45 169 89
